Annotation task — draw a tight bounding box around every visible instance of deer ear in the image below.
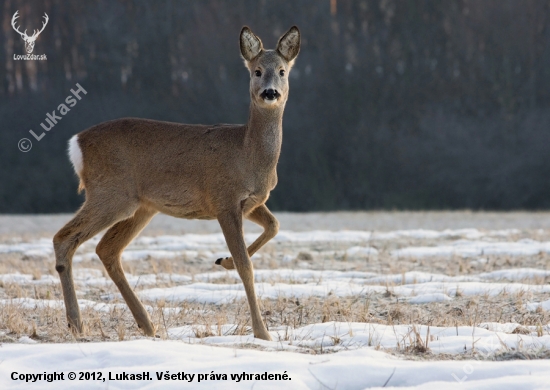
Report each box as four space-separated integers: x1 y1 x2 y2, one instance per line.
240 26 263 63
276 26 300 64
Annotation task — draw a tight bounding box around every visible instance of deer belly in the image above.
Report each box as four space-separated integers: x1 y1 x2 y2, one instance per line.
145 191 216 220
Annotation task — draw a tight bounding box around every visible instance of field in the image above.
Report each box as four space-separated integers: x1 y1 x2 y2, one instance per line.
1 212 550 389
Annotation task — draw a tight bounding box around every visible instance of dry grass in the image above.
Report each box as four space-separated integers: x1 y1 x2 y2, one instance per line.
1 278 549 349
1 216 550 360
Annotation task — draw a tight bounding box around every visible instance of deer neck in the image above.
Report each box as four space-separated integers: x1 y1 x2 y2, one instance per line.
244 101 285 165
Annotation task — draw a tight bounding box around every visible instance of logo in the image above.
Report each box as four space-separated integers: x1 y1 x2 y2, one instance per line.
11 10 48 60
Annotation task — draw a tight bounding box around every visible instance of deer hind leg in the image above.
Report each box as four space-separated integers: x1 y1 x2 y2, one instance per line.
95 206 157 336
53 198 138 334
216 204 279 270
217 207 272 340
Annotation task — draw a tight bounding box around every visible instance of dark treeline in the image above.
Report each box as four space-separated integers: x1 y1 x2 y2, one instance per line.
1 0 550 213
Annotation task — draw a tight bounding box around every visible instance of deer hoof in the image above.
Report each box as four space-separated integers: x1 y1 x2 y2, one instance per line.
215 257 235 270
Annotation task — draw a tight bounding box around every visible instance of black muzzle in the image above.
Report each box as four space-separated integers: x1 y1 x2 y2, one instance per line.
261 89 279 100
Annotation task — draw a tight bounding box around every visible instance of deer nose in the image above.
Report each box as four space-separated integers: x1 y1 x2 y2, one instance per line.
263 89 279 100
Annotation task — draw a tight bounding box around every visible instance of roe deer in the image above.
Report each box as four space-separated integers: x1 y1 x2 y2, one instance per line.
53 26 300 341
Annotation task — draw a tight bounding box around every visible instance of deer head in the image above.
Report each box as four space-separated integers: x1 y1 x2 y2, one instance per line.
240 26 300 109
11 11 49 54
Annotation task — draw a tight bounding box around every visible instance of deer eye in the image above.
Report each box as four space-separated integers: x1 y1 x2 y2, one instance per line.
279 69 285 77
254 70 262 77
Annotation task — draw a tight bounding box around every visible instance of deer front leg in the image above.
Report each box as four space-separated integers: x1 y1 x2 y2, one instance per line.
217 207 272 341
216 204 279 270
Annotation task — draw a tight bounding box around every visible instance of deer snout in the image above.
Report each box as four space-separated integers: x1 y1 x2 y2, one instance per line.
261 89 279 101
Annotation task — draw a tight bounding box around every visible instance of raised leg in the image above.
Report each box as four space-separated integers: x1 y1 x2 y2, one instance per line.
95 206 157 336
53 198 138 334
216 204 279 270
217 207 272 341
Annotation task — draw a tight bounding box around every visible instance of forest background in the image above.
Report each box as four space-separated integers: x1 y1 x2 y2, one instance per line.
1 0 549 213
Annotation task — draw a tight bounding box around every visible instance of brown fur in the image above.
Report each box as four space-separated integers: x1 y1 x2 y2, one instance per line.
53 26 300 341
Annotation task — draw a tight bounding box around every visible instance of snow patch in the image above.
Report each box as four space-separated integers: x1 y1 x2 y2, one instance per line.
409 293 452 304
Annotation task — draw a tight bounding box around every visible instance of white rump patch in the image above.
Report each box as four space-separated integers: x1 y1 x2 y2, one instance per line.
68 134 83 175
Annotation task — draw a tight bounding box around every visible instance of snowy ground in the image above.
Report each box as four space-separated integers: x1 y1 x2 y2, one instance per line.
1 212 550 389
